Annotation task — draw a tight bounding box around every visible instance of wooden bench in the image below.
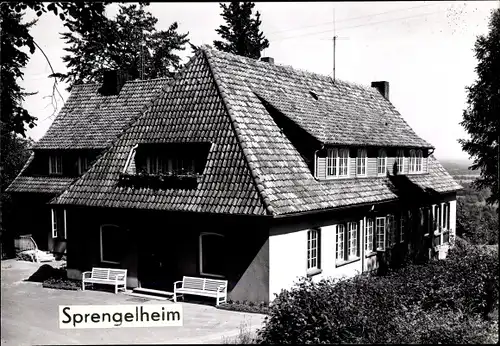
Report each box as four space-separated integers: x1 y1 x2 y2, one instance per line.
173 276 228 306
82 268 127 294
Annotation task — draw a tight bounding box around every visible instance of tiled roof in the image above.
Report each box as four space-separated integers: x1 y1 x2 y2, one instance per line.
51 51 267 215
6 175 75 194
33 78 170 150
51 46 460 216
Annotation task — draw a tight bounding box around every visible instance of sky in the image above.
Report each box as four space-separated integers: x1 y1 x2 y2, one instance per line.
18 1 499 162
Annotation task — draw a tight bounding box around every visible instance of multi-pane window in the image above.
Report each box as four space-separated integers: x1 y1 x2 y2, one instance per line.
347 222 359 259
387 214 396 248
396 149 405 174
49 155 63 175
307 229 320 270
146 156 196 175
327 148 349 177
409 149 423 173
365 218 374 253
335 224 345 262
376 217 386 250
51 209 66 239
377 149 387 175
327 149 337 176
356 149 367 176
77 156 89 175
400 213 406 243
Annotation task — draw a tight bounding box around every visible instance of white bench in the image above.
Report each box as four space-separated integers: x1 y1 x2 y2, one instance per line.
82 268 127 294
174 276 228 306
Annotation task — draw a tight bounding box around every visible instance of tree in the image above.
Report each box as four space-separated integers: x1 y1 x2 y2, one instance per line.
61 4 190 89
459 8 500 205
213 2 269 59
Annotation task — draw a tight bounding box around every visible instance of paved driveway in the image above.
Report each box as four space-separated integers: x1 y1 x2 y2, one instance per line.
1 260 265 345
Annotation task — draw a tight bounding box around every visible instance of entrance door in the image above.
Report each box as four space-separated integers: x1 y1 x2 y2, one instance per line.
138 238 173 290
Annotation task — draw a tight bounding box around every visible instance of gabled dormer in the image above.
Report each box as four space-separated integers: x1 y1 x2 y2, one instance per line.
315 147 429 180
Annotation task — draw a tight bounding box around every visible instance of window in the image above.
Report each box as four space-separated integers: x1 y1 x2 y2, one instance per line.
335 224 345 263
387 214 396 248
327 148 349 177
377 149 387 175
336 221 361 264
376 217 386 250
51 209 67 239
433 204 441 231
396 149 405 174
199 233 225 278
356 149 367 176
347 222 359 259
400 212 406 243
100 225 122 264
365 218 374 253
327 148 337 176
307 229 320 270
442 202 450 230
409 149 423 173
147 156 196 175
77 156 89 175
49 155 62 175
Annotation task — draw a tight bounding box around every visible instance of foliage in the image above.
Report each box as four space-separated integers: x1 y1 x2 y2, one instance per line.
256 238 498 344
457 182 498 245
459 8 500 205
217 300 269 315
213 2 269 59
0 4 38 137
43 278 81 291
61 3 190 89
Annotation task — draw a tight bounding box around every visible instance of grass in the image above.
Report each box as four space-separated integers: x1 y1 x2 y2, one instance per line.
221 320 257 344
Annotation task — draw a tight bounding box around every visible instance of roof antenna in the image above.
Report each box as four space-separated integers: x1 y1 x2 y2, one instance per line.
331 8 349 84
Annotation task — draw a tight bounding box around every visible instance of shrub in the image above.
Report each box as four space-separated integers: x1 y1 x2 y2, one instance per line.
43 277 81 291
25 264 66 282
256 237 499 344
217 300 269 315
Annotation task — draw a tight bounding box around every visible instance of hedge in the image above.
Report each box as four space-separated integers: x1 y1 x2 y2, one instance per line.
256 238 498 344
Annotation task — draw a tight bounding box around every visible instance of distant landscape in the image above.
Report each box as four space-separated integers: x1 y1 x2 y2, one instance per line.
440 158 481 185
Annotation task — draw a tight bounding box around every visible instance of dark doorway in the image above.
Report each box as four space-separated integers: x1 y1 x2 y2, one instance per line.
138 236 174 291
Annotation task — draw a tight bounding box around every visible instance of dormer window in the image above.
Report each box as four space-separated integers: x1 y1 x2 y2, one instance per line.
49 155 62 175
396 149 405 174
409 149 423 173
327 148 349 178
146 156 196 175
356 149 367 176
377 149 387 176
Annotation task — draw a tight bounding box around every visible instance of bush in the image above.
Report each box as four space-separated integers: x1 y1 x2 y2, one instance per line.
256 237 499 344
217 300 269 315
25 264 66 283
43 277 81 291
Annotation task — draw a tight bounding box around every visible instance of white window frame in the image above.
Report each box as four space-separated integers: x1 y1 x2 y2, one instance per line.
77 156 89 175
51 209 67 239
199 232 225 278
376 217 386 251
347 221 359 260
377 149 387 176
409 149 423 173
327 148 349 178
100 224 121 265
365 218 374 253
356 149 367 176
335 224 345 263
396 149 405 174
307 229 320 270
400 213 405 243
48 155 62 175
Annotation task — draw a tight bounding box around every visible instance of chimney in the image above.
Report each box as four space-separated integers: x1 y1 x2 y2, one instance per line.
371 81 390 100
99 70 129 96
260 57 274 64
